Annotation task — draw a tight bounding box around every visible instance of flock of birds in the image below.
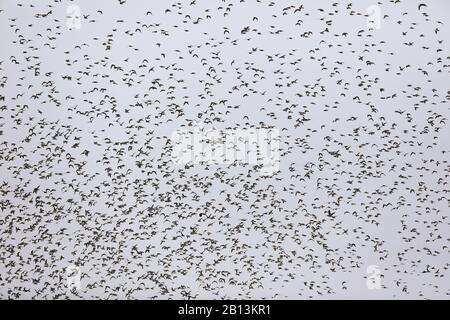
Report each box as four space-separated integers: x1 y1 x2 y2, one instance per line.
0 0 449 299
